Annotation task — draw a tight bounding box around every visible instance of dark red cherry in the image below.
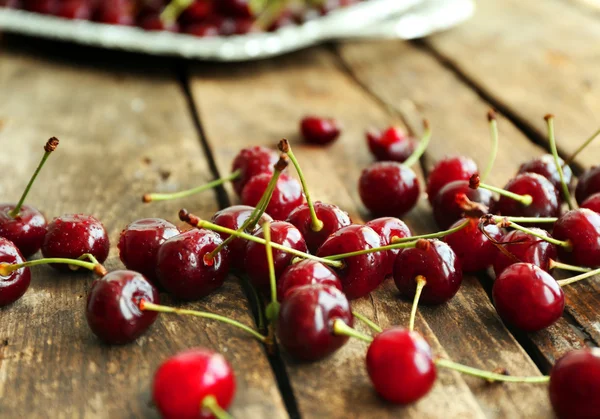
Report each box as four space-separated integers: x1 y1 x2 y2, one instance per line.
153 348 236 419
231 146 279 196
54 0 91 19
277 260 342 302
358 162 420 217
216 0 253 17
86 270 159 344
210 205 273 270
575 166 600 205
317 224 387 299
41 214 110 270
244 221 307 293
518 154 573 200
366 327 436 404
493 228 557 276
178 0 214 24
118 218 179 285
182 22 220 37
0 204 47 258
22 0 57 13
92 0 134 25
581 192 600 213
241 172 305 221
426 156 478 204
366 126 416 163
365 217 412 276
300 116 342 146
393 239 462 305
492 173 560 219
156 229 230 300
492 263 564 332
277 285 352 361
218 17 257 35
137 13 179 31
444 218 502 272
286 201 351 253
0 237 31 307
549 348 600 419
432 180 493 229
553 208 600 268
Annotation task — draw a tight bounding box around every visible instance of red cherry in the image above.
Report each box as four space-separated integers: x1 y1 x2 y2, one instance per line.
366 327 436 404
0 237 31 307
432 180 493 229
241 172 305 221
244 221 307 292
231 147 279 196
156 229 230 300
277 259 342 302
553 208 600 267
317 224 387 299
182 22 220 37
518 154 573 200
218 17 257 35
492 173 560 219
216 0 253 17
444 218 502 272
137 13 179 31
286 201 351 253
0 204 47 258
492 263 564 331
576 166 600 205
365 217 412 276
86 270 159 344
366 126 416 163
54 0 91 19
153 348 236 419
549 348 600 419
118 218 180 285
277 285 352 361
22 0 57 13
41 214 110 271
178 0 214 24
393 239 462 305
493 228 557 276
426 156 478 204
299 116 341 145
358 162 420 217
92 0 134 25
581 192 600 213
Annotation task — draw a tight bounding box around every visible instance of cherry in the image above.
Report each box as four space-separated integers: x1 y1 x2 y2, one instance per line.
54 0 91 19
137 13 179 31
300 116 341 145
581 192 600 213
491 173 560 219
182 22 220 37
153 348 236 419
553 208 600 267
426 155 478 204
178 0 214 24
231 146 279 196
366 327 436 404
156 229 230 300
367 126 416 163
41 214 109 271
493 228 558 276
518 154 573 200
277 259 342 302
549 348 600 419
241 172 305 221
22 0 56 13
277 284 352 361
365 217 412 276
575 166 600 205
221 17 257 35
317 224 387 299
216 0 253 17
444 217 502 272
86 270 159 344
0 238 31 307
432 180 493 229
92 0 134 25
117 218 179 285
492 263 564 332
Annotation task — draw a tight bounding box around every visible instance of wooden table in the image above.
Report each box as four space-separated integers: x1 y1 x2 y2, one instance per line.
1 1 599 417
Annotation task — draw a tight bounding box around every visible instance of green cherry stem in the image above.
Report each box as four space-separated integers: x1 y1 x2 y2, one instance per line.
557 266 600 287
499 216 558 224
160 0 193 24
323 240 419 261
9 137 59 218
402 120 432 168
391 219 471 244
481 109 499 182
0 257 107 277
143 170 241 203
435 358 550 383
332 319 373 343
201 395 234 419
549 259 592 273
470 174 532 206
263 221 280 324
408 275 426 332
490 216 572 250
545 114 574 210
566 126 600 165
352 311 383 333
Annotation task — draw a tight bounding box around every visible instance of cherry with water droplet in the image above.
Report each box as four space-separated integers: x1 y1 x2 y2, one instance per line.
492 228 557 276
365 217 412 276
231 145 279 196
426 155 478 204
0 237 31 307
518 154 573 200
277 259 342 302
553 208 600 268
575 165 600 205
444 217 502 272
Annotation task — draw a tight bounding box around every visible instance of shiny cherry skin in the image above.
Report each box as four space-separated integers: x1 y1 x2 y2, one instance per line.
231 146 279 196
137 13 179 31
492 173 560 219
300 116 342 145
277 285 352 362
366 126 416 163
518 154 573 200
365 217 412 276
92 0 134 25
0 237 31 307
86 270 159 344
41 214 110 271
426 156 478 204
359 162 420 217
182 22 220 37
54 0 91 19
117 218 180 286
317 224 387 299
366 327 436 404
241 172 305 221
216 0 253 17
493 228 557 276
0 204 47 257
244 221 307 293
211 205 273 270
22 0 56 14
575 166 600 205
178 0 214 24
286 201 351 253
277 260 342 302
553 208 600 267
492 263 564 332
549 348 600 419
153 348 236 419
393 239 462 305
432 180 493 229
156 229 230 300
581 192 600 213
444 218 502 272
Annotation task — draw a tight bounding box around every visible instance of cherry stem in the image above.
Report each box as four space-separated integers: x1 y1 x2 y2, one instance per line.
160 0 193 24
9 137 59 218
409 276 426 332
201 395 233 419
566 126 600 165
402 119 431 168
142 170 241 203
481 110 499 182
549 259 592 273
475 179 533 206
0 257 106 277
435 358 550 383
352 311 382 333
500 216 558 223
323 240 418 261
391 219 470 244
545 114 574 210
139 300 267 343
263 222 280 324
179 209 344 268
491 217 571 250
278 139 323 232
332 319 373 343
557 266 600 287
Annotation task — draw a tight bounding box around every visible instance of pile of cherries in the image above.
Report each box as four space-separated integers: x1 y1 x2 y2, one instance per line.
2 109 600 418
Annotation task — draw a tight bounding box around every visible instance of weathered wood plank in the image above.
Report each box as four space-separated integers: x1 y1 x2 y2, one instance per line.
0 38 286 419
